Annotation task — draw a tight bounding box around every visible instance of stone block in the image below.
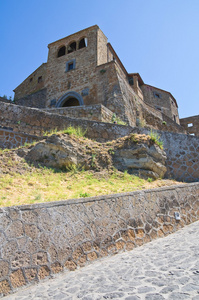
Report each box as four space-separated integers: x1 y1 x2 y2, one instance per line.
10 269 26 288
32 252 48 266
0 280 11 295
38 266 50 280
51 262 63 274
64 260 77 271
0 261 9 279
5 220 24 238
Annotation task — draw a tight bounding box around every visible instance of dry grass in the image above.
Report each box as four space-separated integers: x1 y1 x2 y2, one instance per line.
0 166 181 207
0 130 182 208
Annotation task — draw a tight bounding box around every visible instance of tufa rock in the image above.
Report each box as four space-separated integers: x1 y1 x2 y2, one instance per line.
23 133 167 179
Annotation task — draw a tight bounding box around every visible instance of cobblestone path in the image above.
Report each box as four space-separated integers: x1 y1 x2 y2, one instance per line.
4 221 199 300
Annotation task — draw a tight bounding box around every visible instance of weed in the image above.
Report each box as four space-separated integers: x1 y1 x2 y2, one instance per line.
79 192 91 198
147 177 153 183
43 126 87 138
131 134 138 143
34 194 42 201
162 121 167 125
108 148 115 155
149 130 163 149
65 163 83 174
62 126 87 137
91 153 96 167
138 119 146 128
111 113 127 125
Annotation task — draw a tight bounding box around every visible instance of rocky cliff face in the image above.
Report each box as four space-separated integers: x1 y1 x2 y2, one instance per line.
21 132 167 179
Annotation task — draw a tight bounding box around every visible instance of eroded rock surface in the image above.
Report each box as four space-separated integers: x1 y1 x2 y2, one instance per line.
23 133 167 179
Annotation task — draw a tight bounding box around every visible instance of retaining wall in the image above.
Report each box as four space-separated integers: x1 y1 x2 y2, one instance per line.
0 129 40 149
0 183 199 296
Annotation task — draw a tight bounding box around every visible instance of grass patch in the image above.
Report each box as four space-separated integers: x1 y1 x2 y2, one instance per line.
0 166 180 208
43 126 87 138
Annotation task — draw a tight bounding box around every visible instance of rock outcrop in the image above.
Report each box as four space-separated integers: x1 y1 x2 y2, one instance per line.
22 133 167 179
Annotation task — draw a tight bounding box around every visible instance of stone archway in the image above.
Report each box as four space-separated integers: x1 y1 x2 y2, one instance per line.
56 91 84 107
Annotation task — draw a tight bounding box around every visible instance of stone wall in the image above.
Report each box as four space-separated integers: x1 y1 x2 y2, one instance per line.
0 102 132 139
141 102 186 134
44 104 113 122
0 98 12 104
0 183 198 296
180 115 199 137
132 128 199 183
158 131 199 182
0 129 40 149
141 85 180 124
14 88 47 109
14 64 47 100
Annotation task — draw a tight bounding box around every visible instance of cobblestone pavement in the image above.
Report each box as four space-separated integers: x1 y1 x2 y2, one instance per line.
4 221 199 300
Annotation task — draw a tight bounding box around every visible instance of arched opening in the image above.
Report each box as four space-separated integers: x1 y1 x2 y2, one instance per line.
62 97 80 107
57 46 66 57
78 37 87 49
56 91 84 108
68 41 76 54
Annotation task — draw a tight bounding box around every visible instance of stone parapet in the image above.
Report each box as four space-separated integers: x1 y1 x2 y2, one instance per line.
0 183 199 296
44 104 114 123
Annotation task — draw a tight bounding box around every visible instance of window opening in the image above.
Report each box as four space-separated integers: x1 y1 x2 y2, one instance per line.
65 59 76 72
128 78 134 86
173 115 176 122
38 76 42 83
154 93 160 98
78 38 87 49
68 62 74 71
57 46 66 57
188 123 193 127
29 77 33 82
68 42 76 53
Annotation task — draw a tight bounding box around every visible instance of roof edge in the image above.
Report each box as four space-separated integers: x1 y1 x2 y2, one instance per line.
48 25 99 47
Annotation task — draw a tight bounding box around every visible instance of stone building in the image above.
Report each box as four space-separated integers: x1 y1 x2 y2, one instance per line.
180 115 199 137
13 25 181 128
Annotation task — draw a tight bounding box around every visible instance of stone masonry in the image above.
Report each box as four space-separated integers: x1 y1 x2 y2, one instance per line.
0 129 40 149
13 25 184 131
180 115 199 137
0 182 199 296
0 101 198 182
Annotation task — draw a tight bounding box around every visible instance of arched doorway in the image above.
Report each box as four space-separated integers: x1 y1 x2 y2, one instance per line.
56 91 84 107
62 97 79 107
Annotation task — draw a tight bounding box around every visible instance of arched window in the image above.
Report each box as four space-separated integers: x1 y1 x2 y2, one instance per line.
68 41 76 54
57 46 66 57
78 37 87 49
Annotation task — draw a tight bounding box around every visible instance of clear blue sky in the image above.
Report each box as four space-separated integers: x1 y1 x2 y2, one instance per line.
0 0 199 118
